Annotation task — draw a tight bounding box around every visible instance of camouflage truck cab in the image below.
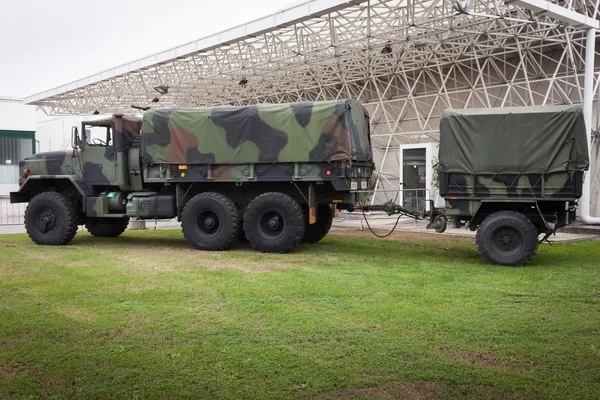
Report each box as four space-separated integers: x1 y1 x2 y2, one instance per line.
11 99 373 253
438 105 589 265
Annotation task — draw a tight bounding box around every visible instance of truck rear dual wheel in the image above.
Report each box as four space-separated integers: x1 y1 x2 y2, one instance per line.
302 204 334 244
24 191 78 245
244 192 305 253
476 211 538 266
86 217 130 237
182 192 240 251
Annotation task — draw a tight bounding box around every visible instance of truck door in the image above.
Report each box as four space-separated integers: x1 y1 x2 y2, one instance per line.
81 123 117 184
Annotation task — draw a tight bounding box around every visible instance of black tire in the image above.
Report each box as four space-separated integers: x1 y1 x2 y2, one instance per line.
302 204 333 243
244 192 305 253
24 191 78 245
181 192 240 251
85 217 129 237
476 211 538 266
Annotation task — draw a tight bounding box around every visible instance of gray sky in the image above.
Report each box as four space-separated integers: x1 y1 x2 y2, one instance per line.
0 0 290 98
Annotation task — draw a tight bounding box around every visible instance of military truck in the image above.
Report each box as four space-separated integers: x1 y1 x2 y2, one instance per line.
437 105 589 265
10 100 589 265
10 100 373 253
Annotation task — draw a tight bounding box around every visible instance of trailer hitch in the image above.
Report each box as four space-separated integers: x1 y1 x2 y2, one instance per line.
356 199 447 238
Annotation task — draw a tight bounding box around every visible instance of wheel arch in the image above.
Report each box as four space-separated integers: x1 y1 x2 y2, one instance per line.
469 201 536 229
11 176 89 210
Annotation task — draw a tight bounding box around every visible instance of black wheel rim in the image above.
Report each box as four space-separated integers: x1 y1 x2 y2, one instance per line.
492 227 523 253
195 210 221 238
36 208 58 234
258 210 285 240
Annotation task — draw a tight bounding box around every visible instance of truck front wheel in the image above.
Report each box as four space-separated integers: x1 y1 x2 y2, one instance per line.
244 192 305 253
181 192 240 251
86 217 129 237
476 211 538 266
24 191 78 245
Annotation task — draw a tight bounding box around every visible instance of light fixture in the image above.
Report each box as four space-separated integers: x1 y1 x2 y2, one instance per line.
93 110 100 115
131 104 150 111
153 85 169 95
152 97 160 103
381 43 392 54
239 78 248 86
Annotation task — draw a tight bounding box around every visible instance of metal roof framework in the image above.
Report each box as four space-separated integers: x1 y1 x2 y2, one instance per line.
25 0 600 201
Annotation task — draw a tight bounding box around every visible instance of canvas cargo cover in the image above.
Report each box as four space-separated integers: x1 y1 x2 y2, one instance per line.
439 105 589 175
141 99 372 165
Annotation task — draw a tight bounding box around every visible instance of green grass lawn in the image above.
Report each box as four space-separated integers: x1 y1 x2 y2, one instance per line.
1 229 599 399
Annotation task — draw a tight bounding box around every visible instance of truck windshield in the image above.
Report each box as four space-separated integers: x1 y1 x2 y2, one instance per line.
85 125 112 146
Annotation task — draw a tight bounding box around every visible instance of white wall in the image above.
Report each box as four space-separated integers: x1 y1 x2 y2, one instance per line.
0 99 36 132
35 111 83 153
0 98 36 195
0 166 19 195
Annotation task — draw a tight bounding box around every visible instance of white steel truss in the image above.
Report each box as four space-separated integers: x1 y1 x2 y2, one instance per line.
25 0 600 208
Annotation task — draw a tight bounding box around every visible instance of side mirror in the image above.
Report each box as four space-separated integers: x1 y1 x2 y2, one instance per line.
71 126 81 149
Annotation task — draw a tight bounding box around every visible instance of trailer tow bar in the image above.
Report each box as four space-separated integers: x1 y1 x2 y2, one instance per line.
356 200 448 238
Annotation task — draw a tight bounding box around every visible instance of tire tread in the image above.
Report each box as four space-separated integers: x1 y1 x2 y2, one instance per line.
181 192 239 251
25 191 78 245
476 210 538 266
244 192 304 253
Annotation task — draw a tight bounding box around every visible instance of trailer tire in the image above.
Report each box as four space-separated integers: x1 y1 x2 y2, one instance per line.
182 192 239 251
244 192 305 253
476 211 538 266
86 217 129 237
25 191 78 245
302 204 333 243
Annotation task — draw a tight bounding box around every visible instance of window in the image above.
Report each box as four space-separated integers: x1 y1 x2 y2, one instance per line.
0 137 33 165
85 126 112 146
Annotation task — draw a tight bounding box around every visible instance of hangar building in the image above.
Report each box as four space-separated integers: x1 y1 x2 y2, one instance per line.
14 0 600 220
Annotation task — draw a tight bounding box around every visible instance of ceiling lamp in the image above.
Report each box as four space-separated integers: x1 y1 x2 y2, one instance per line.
153 85 169 95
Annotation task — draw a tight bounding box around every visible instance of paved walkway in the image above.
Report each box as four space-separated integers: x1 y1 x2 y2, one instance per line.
331 213 597 243
1 212 597 243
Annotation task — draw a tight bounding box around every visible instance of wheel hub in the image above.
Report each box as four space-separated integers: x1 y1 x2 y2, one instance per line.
500 234 513 246
36 208 57 234
196 210 220 237
204 217 215 229
258 210 285 239
494 228 520 252
268 216 280 230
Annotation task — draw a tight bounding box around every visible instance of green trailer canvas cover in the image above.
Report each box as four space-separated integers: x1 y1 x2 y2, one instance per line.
439 105 589 175
141 99 372 165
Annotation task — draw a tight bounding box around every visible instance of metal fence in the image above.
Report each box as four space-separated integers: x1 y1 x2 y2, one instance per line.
0 196 25 225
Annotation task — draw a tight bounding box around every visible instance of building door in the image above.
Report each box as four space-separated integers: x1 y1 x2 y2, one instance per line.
401 147 427 212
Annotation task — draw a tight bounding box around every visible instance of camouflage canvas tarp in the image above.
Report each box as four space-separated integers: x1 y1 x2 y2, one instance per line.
141 99 372 165
439 105 589 175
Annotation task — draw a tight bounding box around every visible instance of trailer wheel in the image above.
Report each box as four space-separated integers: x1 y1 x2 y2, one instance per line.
302 204 333 243
24 191 78 245
244 192 305 253
476 211 538 266
86 217 129 237
181 192 240 251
